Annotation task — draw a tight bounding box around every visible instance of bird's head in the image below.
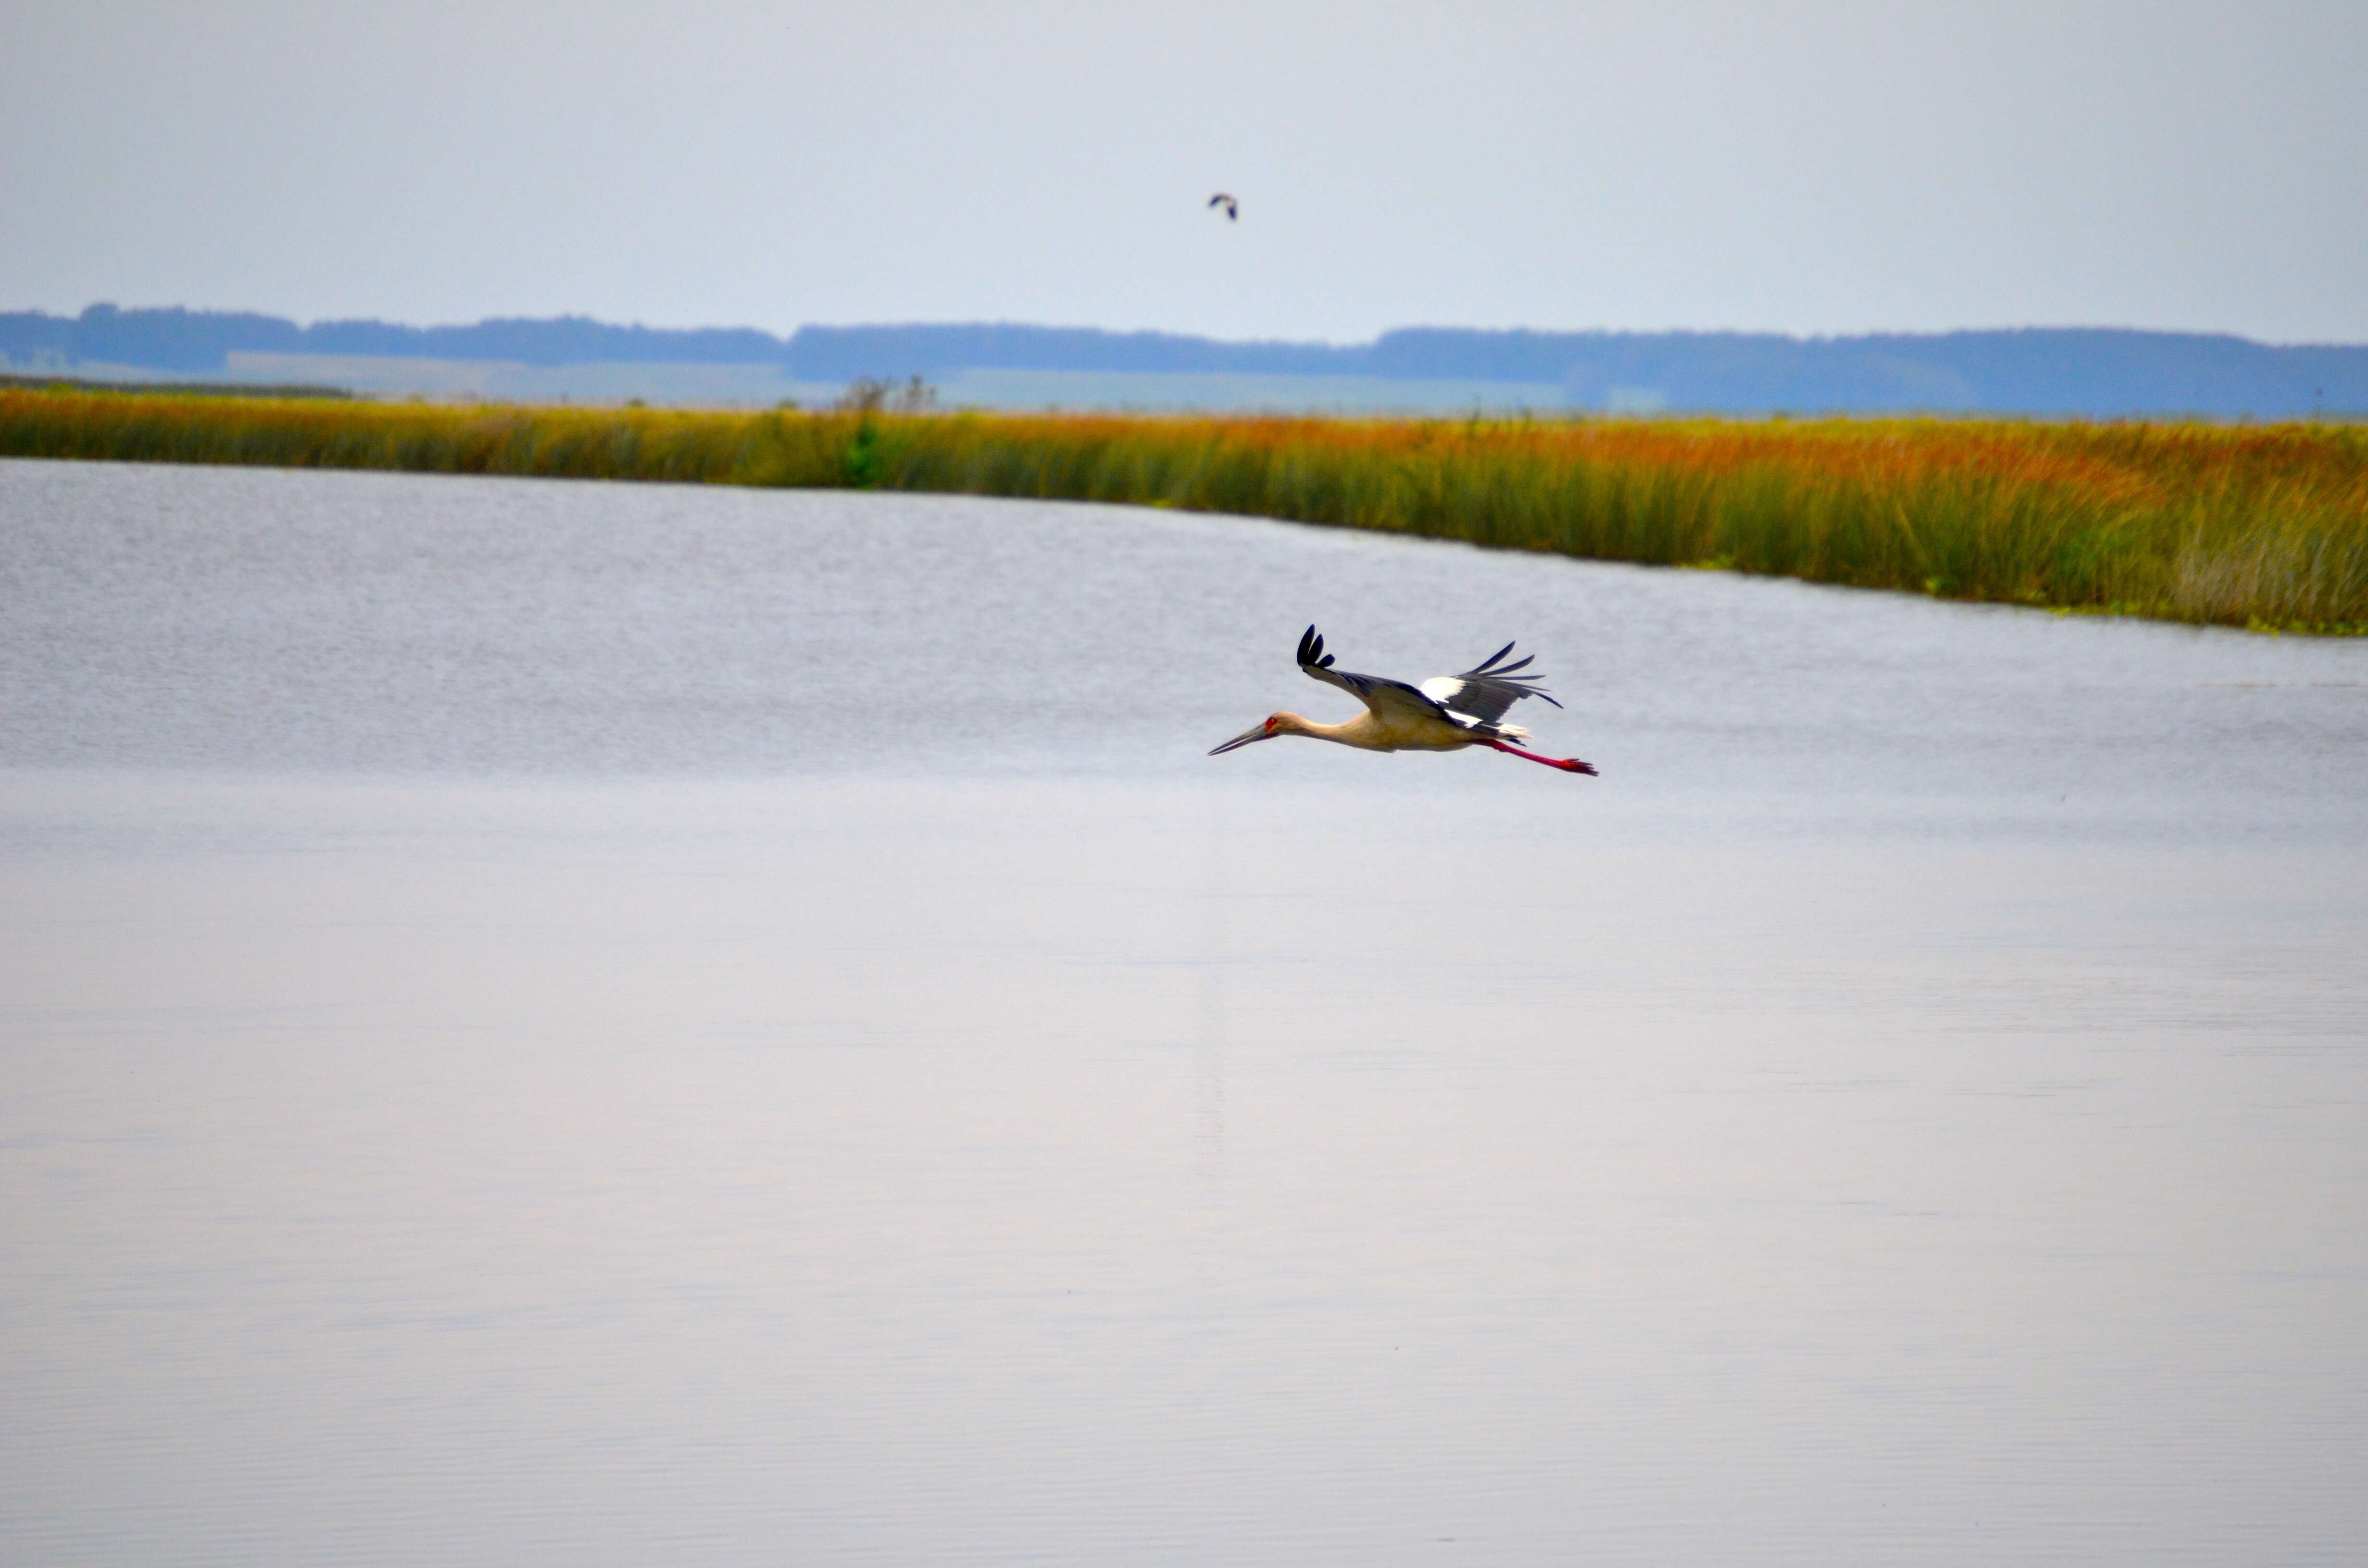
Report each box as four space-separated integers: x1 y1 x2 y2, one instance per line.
1209 713 1301 755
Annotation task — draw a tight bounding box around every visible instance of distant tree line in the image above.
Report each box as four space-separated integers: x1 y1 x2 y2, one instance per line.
4 304 2362 416
0 305 787 372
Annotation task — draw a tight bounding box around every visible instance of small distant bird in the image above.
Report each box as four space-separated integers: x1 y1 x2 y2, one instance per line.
1208 192 1238 220
1210 626 1597 775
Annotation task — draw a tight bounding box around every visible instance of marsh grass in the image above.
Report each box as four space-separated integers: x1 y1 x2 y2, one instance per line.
5 389 2362 632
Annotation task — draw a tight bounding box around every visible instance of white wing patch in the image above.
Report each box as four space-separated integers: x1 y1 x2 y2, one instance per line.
1419 678 1486 728
1418 679 1528 738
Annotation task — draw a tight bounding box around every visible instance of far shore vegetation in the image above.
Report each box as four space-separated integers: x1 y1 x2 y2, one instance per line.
0 371 349 400
4 385 2363 634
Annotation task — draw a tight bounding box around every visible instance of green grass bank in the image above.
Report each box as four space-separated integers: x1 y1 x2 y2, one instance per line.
5 388 2364 633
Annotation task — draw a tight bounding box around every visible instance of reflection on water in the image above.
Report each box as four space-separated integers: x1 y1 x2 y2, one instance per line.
3 460 2366 1566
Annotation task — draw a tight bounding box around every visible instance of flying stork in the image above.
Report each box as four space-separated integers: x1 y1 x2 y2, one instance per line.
1208 192 1239 220
1209 626 1597 775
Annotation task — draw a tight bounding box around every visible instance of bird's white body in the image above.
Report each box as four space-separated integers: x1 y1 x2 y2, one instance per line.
1265 704 1525 753
1210 626 1595 775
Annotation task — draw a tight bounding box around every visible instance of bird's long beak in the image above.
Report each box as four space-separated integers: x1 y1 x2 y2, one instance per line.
1208 723 1275 756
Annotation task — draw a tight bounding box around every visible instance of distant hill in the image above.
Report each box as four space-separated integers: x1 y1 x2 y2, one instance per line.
785 323 2368 416
0 305 787 372
5 304 2363 416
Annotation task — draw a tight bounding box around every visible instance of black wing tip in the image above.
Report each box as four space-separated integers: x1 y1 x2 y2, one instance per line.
1468 640 1550 681
1298 625 1334 669
1463 637 1565 706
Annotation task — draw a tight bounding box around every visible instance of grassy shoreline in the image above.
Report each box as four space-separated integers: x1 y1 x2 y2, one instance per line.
5 387 2364 633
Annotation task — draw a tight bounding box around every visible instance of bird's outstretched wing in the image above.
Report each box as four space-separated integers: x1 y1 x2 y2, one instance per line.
1296 625 1458 726
1418 640 1563 726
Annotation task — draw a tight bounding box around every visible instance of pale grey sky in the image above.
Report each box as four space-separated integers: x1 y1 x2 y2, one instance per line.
5 0 2363 343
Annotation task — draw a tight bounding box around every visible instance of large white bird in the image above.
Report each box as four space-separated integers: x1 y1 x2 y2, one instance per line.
1209 626 1597 775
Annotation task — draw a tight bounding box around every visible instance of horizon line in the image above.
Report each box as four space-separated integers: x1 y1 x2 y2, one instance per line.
17 303 2368 353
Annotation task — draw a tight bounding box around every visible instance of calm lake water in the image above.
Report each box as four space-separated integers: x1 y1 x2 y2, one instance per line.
4 458 2366 1567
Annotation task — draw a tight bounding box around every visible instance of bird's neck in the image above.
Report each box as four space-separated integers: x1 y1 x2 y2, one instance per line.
1277 712 1372 748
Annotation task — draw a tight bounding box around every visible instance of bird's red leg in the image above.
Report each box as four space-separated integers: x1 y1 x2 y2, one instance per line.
1482 738 1598 775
